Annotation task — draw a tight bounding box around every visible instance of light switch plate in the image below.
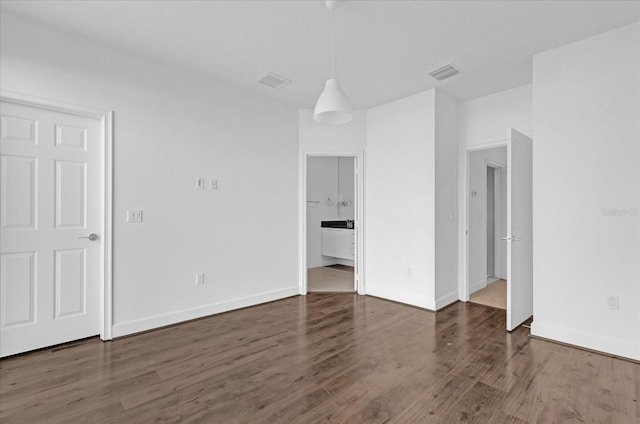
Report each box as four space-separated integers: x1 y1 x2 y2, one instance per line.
210 179 218 190
196 178 205 189
607 295 619 310
127 210 143 223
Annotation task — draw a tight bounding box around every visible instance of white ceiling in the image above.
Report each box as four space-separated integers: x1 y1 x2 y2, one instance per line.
2 0 639 109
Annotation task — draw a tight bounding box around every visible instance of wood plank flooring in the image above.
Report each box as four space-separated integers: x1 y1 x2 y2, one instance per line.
1 294 638 423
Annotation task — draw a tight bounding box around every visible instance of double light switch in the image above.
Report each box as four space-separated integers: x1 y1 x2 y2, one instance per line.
196 178 218 190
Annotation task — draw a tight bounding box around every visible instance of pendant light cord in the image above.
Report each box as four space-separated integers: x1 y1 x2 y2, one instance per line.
331 10 335 79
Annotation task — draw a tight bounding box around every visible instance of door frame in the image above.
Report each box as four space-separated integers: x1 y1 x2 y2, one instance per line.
299 151 364 295
459 140 507 302
1 90 114 341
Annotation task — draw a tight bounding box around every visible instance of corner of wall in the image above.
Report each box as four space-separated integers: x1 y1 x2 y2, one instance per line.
434 90 459 300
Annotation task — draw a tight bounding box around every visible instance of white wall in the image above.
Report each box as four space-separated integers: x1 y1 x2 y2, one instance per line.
531 22 640 360
306 156 354 268
307 157 337 268
365 90 437 309
298 110 367 153
338 156 355 220
459 84 532 148
434 90 459 308
1 12 300 337
457 85 532 298
364 89 457 310
468 147 507 293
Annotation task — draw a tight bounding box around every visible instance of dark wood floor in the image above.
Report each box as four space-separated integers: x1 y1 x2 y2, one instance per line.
1 294 638 423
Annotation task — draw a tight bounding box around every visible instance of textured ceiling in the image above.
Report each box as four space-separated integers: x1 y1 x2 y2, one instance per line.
1 0 638 109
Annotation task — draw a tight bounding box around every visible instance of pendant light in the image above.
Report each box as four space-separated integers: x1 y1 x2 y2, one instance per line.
313 0 353 125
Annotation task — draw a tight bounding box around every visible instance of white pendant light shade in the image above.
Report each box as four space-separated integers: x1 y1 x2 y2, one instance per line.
313 78 353 125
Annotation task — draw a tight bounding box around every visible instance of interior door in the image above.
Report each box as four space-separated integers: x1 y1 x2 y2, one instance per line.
1 100 102 357
506 128 533 331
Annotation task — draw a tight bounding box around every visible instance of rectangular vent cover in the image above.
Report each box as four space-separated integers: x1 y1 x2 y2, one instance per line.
428 64 461 81
256 72 291 89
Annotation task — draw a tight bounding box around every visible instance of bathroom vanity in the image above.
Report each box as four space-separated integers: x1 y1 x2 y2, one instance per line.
321 221 355 260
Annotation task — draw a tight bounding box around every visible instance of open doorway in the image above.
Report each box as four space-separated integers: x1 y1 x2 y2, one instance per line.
467 147 507 310
305 156 357 292
463 129 533 331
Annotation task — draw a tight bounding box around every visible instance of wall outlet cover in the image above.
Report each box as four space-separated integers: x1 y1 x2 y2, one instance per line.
127 210 143 223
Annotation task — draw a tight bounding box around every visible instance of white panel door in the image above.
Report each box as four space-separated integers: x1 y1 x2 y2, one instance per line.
1 101 102 357
506 128 533 331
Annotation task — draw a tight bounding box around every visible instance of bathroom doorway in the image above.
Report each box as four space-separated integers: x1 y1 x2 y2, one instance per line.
463 129 533 331
467 147 508 310
300 153 363 294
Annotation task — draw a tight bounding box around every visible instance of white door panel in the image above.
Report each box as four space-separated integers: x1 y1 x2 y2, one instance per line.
507 128 533 331
0 101 102 357
1 154 37 230
0 252 36 328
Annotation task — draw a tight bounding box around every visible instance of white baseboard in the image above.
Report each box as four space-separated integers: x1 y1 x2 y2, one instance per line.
112 286 299 338
435 290 459 310
469 279 487 294
531 321 640 362
307 259 324 268
366 285 435 311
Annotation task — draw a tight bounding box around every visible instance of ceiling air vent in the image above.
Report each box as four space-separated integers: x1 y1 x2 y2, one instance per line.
428 63 461 81
256 72 292 89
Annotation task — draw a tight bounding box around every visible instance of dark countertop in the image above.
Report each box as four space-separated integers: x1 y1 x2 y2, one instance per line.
321 220 354 229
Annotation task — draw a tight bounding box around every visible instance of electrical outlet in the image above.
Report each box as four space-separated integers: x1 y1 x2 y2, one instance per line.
126 210 143 223
196 273 205 286
196 178 205 189
607 295 619 310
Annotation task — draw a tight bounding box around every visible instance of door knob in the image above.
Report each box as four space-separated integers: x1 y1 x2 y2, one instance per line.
78 233 99 241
